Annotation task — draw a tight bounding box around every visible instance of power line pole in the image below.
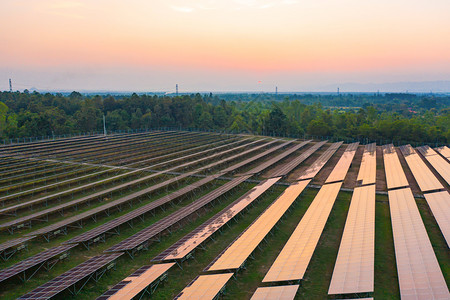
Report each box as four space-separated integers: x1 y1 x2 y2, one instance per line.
103 114 107 136
176 84 178 96
337 87 340 96
9 79 12 92
275 86 278 96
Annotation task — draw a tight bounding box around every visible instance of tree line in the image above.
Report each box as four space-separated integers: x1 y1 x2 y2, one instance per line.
0 91 448 145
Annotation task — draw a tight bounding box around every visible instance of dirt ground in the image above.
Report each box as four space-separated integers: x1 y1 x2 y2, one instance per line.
311 145 346 186
376 146 387 192
396 147 422 195
342 145 364 189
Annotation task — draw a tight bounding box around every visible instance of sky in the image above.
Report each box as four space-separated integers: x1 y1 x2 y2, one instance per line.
1 0 450 92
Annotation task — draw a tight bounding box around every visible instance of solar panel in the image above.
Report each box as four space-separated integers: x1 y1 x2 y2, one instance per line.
18 253 123 300
251 285 299 300
105 175 252 254
325 142 359 183
97 263 175 300
297 141 343 180
263 182 343 283
423 191 450 247
435 146 450 160
399 145 443 192
328 184 375 295
0 236 35 261
382 144 409 190
0 244 77 283
416 145 450 185
206 180 311 272
174 273 234 300
153 177 282 262
356 143 376 185
388 187 449 300
269 140 325 178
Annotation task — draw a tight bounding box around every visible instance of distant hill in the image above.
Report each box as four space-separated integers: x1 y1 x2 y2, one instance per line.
314 81 450 93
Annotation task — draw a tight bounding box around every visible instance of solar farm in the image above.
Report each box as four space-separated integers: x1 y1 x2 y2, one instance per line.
0 131 448 300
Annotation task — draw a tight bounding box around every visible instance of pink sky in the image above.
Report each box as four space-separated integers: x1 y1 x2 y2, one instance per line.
1 0 449 92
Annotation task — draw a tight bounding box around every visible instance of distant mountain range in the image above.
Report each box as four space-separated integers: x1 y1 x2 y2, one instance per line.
314 81 450 93
24 80 450 95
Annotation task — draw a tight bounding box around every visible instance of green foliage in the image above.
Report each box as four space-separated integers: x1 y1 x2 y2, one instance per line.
0 91 448 145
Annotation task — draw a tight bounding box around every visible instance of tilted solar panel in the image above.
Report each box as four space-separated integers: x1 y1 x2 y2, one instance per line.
174 273 234 300
388 188 449 299
0 244 77 283
18 253 123 300
328 184 375 295
251 285 299 300
97 263 175 300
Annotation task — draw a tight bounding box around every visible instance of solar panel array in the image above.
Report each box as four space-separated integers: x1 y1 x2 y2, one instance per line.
174 273 234 300
416 145 450 185
97 263 175 300
0 137 259 218
423 191 450 247
206 180 311 272
356 143 376 186
2 133 449 299
0 244 77 283
297 141 343 180
251 285 299 300
388 187 449 299
262 182 343 283
63 174 222 246
399 145 444 192
1 138 267 233
105 175 252 254
325 142 359 183
18 253 123 300
328 184 375 295
153 177 281 262
382 144 409 190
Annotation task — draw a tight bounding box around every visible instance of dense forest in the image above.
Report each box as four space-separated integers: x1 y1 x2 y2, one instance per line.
0 91 449 145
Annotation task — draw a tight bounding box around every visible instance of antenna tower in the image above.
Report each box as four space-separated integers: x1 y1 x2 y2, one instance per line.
176 84 178 96
9 79 12 92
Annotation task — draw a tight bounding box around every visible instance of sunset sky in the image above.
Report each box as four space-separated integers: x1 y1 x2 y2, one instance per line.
1 0 450 92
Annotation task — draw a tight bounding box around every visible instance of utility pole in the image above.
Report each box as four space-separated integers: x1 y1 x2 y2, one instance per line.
103 114 107 136
9 79 12 92
176 84 178 96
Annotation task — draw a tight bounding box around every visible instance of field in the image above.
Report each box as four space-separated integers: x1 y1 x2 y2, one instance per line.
0 130 448 300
